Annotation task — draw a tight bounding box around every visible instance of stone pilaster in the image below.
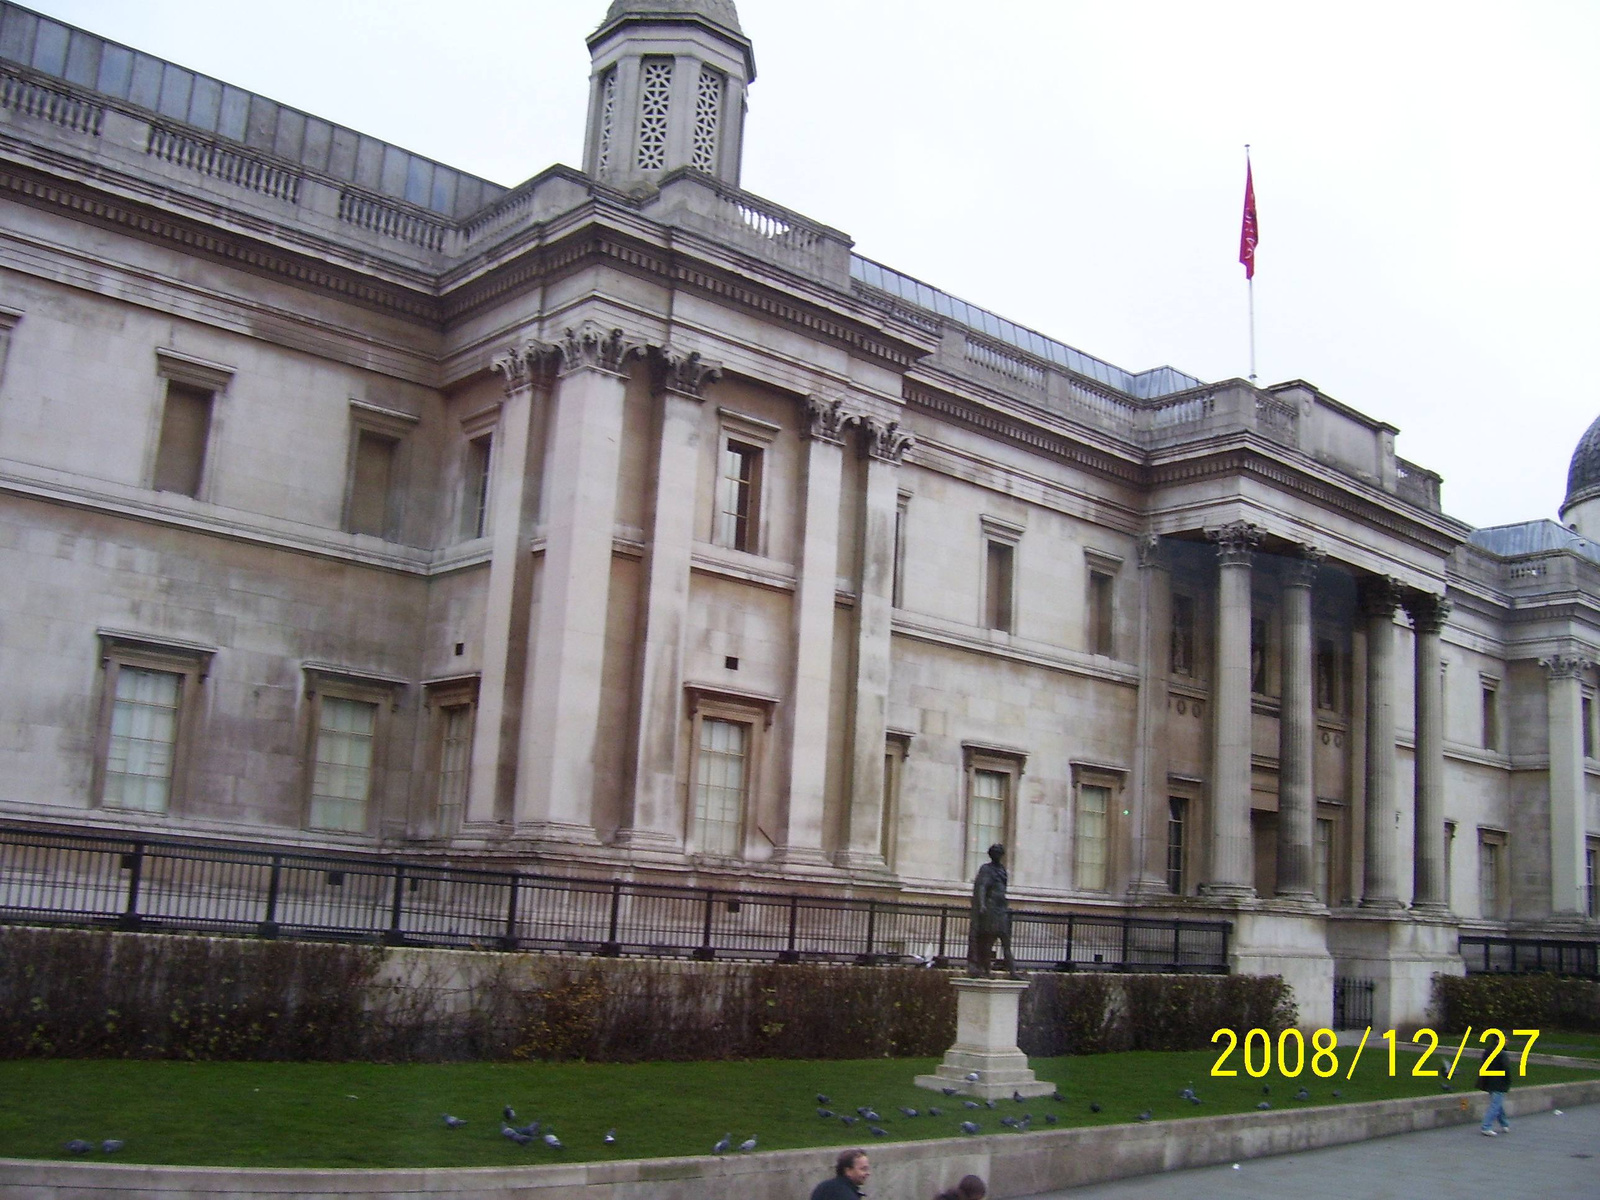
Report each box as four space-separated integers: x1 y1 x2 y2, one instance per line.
1359 576 1403 909
617 345 723 854
468 338 557 826
1130 532 1173 895
1405 591 1451 912
1542 650 1593 918
776 396 850 868
514 322 644 843
1276 545 1324 901
1206 521 1261 899
837 417 913 872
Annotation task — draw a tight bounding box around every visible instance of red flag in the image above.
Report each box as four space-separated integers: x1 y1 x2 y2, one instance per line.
1239 161 1259 279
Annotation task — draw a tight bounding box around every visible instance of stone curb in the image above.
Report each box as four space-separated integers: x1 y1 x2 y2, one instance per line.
2 1080 1598 1199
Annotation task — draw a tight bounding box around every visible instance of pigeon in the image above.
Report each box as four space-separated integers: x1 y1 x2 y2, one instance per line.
868 1125 888 1138
64 1140 92 1155
1051 1090 1065 1102
1332 1090 1342 1098
817 1094 830 1105
1013 1090 1026 1103
928 1107 943 1117
960 1121 981 1135
818 1108 835 1119
713 1133 732 1155
1257 1101 1272 1110
862 1109 882 1122
1044 1113 1058 1124
513 1121 541 1138
941 1086 959 1097
1000 1115 1019 1128
739 1135 758 1152
963 1100 980 1110
1089 1102 1102 1114
1178 1086 1197 1102
898 1106 919 1118
502 1125 531 1146
504 1105 517 1122
604 1129 617 1145
1294 1087 1311 1101
1262 1083 1271 1096
985 1099 997 1110
442 1114 467 1128
840 1116 857 1127
856 1106 872 1117
101 1139 124 1153
964 1072 981 1082
1137 1110 1152 1122
542 1132 564 1150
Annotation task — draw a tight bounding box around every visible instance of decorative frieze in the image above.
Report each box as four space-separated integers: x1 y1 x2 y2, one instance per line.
490 337 558 394
1403 590 1452 634
653 345 723 400
558 322 645 377
1207 520 1263 566
865 417 914 464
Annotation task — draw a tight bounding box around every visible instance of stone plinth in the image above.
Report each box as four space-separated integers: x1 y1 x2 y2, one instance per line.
915 977 1055 1100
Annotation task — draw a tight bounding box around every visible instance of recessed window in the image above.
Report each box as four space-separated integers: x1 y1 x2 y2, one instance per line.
460 434 492 541
1315 636 1339 710
94 633 211 817
1478 829 1506 918
693 717 748 856
344 401 417 541
1481 681 1501 753
151 381 213 497
1587 838 1599 919
1166 797 1188 895
966 768 1008 880
984 541 1014 632
1170 593 1196 676
715 438 762 553
1250 614 1269 694
1088 570 1114 656
1584 696 1595 760
892 491 911 609
1075 782 1110 891
310 696 378 833
435 702 473 838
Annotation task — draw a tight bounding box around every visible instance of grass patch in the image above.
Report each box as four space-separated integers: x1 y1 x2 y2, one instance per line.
1529 1030 1600 1060
1 1051 1594 1168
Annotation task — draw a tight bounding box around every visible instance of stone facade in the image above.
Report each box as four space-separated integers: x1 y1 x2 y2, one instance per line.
0 0 1596 1028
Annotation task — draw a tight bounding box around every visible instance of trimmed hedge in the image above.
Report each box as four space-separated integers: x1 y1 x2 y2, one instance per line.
0 926 1295 1062
1432 972 1600 1034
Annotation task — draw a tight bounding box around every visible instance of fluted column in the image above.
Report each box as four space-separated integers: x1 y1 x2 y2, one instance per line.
776 397 850 867
618 346 722 852
1276 546 1323 901
470 338 557 826
838 418 913 872
1543 650 1593 917
1207 521 1261 899
514 323 645 842
1405 591 1451 912
1130 533 1173 895
1359 576 1403 909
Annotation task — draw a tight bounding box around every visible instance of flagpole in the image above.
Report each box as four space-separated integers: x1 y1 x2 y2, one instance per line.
1245 144 1256 382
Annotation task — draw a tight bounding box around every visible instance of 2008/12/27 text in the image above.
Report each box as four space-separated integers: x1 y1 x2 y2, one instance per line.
1209 1027 1540 1079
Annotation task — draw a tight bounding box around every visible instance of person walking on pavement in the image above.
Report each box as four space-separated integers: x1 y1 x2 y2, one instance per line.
1477 1056 1512 1136
811 1148 871 1198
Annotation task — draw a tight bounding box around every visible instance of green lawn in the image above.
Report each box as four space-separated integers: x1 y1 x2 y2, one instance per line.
0 1049 1593 1168
1528 1030 1600 1060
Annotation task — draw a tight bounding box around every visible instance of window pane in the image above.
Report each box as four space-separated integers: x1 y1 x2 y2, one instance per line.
1075 784 1108 890
152 382 212 497
1166 798 1186 894
693 718 746 855
437 703 473 836
716 441 759 552
105 667 180 813
310 697 376 831
965 769 1006 879
1314 818 1333 905
461 436 491 540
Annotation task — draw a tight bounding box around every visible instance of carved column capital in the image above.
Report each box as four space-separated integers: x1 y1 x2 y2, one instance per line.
557 321 646 378
1358 575 1402 618
1283 544 1327 588
801 395 854 445
865 417 914 464
1541 651 1593 681
490 337 558 395
1207 520 1263 566
1403 590 1452 634
1136 531 1165 570
652 344 722 400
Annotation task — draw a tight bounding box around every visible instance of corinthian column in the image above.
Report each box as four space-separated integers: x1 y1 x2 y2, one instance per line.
1359 576 1403 909
1276 545 1323 901
1405 591 1451 912
1543 650 1593 918
1207 521 1262 899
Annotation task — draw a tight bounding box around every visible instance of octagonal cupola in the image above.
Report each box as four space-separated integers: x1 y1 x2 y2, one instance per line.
583 0 755 190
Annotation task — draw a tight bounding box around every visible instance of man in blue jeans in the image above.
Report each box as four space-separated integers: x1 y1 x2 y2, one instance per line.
1477 1058 1512 1135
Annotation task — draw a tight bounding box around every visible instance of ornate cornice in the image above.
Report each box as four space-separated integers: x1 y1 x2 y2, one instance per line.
653 344 722 400
1207 520 1263 566
801 395 853 445
1402 590 1452 634
490 337 558 394
865 417 914 464
1359 575 1403 618
1540 651 1593 681
557 321 645 377
1283 544 1328 588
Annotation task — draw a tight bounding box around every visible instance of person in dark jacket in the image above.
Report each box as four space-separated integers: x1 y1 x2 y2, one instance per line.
935 1174 988 1200
1477 1056 1512 1135
811 1148 871 1198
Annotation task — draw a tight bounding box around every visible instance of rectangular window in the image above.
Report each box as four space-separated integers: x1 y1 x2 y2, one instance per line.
151 381 213 497
892 492 910 609
310 696 378 832
436 702 473 837
965 767 1008 880
348 430 398 537
1478 830 1505 918
1444 819 1457 910
693 717 747 856
715 439 762 553
1075 783 1109 891
1088 571 1114 656
984 540 1014 632
1315 637 1339 710
104 666 181 813
1170 593 1195 676
1250 614 1268 694
1165 797 1187 894
1314 817 1334 905
1585 696 1595 760
460 434 492 541
1586 838 1599 919
1482 683 1500 752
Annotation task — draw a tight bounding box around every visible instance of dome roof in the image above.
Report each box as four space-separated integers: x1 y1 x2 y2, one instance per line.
600 0 742 36
1562 412 1600 514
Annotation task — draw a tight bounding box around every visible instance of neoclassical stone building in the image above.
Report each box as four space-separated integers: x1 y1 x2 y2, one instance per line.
0 0 1595 1026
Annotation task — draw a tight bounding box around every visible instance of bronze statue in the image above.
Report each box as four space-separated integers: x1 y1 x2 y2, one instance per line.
968 843 1019 978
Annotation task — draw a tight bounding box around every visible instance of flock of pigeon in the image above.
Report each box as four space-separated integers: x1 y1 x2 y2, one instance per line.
813 1082 1076 1141
439 1105 618 1152
61 1139 123 1155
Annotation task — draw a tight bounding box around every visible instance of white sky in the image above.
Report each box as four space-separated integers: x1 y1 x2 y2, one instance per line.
25 0 1600 531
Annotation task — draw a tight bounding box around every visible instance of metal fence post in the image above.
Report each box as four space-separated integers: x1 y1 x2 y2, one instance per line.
694 889 715 960
385 865 407 946
500 874 520 951
601 881 622 956
259 855 282 938
119 841 144 931
934 905 949 967
779 894 799 964
858 901 877 966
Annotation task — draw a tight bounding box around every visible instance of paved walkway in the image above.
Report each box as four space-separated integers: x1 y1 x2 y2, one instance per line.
1025 1103 1600 1199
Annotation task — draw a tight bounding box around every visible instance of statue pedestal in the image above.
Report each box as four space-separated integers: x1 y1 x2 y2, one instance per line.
914 977 1055 1100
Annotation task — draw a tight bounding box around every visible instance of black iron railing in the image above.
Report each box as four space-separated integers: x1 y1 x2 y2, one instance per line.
0 826 1230 972
1459 935 1600 978
1332 976 1375 1030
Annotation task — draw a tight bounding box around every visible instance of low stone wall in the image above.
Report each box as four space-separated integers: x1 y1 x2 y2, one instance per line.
4 1080 1596 1200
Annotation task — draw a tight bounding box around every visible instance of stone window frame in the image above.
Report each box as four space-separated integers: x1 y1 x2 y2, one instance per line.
712 407 778 557
1165 781 1203 897
1084 547 1123 659
458 402 499 543
1587 836 1600 920
1479 673 1502 753
1250 589 1279 699
1477 826 1508 919
0 306 21 392
421 674 479 839
1315 799 1346 906
301 664 405 837
1170 588 1198 677
1583 687 1596 761
147 348 235 501
1444 818 1458 911
91 631 215 817
881 730 914 870
683 683 776 861
1313 622 1348 714
979 514 1024 635
960 741 1025 882
892 489 912 609
1070 760 1126 894
343 400 419 541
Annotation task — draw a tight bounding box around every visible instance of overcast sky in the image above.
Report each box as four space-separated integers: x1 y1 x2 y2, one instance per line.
26 0 1600 531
